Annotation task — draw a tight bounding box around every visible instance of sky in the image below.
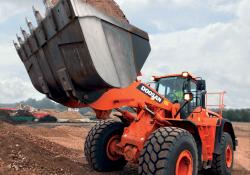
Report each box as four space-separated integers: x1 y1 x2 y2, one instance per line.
0 0 249 108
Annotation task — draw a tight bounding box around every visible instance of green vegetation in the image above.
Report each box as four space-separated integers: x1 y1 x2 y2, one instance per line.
223 109 250 122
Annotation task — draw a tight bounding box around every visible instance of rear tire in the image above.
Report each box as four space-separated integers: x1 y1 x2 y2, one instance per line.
203 132 234 175
139 127 198 175
84 120 127 172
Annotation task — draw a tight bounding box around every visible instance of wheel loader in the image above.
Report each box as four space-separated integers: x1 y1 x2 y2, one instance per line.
14 0 237 174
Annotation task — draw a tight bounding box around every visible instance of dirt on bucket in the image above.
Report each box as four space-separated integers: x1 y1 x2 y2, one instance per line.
50 0 128 23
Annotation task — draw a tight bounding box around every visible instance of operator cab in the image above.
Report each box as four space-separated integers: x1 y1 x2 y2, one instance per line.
149 72 206 118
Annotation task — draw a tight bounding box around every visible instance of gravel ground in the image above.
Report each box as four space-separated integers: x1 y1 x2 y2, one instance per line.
0 121 249 175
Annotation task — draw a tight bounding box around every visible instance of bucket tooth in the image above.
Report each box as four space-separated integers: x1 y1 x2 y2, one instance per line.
15 0 151 105
20 27 29 40
16 34 24 45
43 0 51 14
13 40 20 50
32 6 43 24
25 17 34 33
43 0 54 14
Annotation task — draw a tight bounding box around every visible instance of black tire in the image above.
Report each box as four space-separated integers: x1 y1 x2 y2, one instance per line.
139 127 198 175
203 132 234 175
84 120 127 172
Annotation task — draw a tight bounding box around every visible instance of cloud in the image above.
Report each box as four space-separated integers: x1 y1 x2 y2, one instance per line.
0 39 44 103
142 0 250 108
0 2 24 23
0 0 43 23
0 77 44 104
0 0 46 103
117 0 239 33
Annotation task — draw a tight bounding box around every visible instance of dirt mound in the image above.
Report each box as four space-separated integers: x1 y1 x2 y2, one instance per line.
42 109 85 120
19 125 90 151
50 0 128 23
0 121 129 175
85 0 128 23
0 122 85 175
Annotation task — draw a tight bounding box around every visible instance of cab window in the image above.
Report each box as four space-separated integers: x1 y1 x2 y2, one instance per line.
157 77 186 103
158 83 166 96
190 81 202 108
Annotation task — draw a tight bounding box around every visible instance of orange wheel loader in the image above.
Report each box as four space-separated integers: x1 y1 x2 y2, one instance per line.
14 0 237 174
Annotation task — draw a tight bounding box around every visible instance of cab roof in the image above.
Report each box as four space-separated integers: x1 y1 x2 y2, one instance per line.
152 72 197 81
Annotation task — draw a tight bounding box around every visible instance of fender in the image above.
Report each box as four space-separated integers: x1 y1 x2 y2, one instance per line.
214 119 238 154
168 120 203 170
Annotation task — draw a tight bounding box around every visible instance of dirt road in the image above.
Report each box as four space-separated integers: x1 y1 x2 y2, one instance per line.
233 122 250 173
0 121 249 175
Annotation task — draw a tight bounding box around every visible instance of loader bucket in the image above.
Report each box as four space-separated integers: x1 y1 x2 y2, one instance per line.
14 0 151 104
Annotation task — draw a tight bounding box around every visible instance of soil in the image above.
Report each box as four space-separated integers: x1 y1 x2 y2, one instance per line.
232 122 250 173
85 0 129 23
50 0 128 23
0 121 249 175
42 110 85 120
0 122 87 175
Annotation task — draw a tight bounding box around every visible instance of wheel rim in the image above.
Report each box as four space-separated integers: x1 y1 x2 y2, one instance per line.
176 150 193 175
106 135 121 161
225 145 233 168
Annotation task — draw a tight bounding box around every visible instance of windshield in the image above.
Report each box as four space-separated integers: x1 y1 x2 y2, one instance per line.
157 77 187 103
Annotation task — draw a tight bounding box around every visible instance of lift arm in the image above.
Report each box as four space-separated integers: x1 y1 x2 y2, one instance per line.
65 81 173 111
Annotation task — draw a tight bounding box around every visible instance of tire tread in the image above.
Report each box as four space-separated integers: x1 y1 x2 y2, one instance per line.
84 120 126 171
139 127 198 175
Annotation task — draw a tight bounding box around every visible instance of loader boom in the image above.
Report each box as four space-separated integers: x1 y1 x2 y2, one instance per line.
65 81 173 111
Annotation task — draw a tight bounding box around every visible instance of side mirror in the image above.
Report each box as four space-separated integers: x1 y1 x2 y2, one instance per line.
184 92 193 101
200 90 207 95
197 80 206 91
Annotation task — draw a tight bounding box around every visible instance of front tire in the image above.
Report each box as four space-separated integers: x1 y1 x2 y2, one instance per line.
139 127 198 175
84 120 127 172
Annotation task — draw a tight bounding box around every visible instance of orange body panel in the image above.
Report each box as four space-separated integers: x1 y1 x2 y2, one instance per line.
188 108 219 161
89 81 172 111
64 81 172 111
118 110 158 162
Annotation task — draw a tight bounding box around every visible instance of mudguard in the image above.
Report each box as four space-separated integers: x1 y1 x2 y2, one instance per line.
214 119 237 154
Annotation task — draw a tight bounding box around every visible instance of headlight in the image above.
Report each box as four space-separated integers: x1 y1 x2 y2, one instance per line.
184 93 193 101
182 72 189 78
150 76 156 81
